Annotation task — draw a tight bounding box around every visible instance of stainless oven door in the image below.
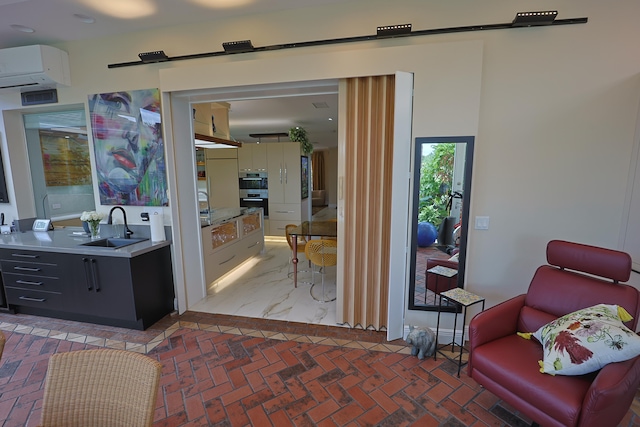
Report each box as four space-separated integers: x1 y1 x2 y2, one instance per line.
238 173 268 190
240 191 268 218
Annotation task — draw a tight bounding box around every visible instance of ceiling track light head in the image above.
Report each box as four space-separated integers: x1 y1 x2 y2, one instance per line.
138 50 169 63
376 24 412 38
512 10 558 27
222 40 255 53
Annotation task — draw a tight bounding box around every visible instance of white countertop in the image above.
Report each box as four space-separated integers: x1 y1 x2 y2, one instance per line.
0 226 171 258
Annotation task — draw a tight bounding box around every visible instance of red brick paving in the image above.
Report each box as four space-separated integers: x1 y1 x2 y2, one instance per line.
1 326 639 426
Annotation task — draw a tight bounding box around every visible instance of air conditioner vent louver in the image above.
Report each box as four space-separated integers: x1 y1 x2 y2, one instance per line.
21 89 58 106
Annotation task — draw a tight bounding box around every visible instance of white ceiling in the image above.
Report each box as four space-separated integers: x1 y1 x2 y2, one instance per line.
0 0 343 149
0 0 345 49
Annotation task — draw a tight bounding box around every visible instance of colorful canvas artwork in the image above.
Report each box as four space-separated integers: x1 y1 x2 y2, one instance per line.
88 88 168 206
301 156 309 199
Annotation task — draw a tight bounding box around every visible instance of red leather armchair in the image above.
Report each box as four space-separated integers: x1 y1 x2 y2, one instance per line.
468 240 640 427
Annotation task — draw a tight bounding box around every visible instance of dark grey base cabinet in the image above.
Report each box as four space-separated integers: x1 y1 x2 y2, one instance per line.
0 246 174 330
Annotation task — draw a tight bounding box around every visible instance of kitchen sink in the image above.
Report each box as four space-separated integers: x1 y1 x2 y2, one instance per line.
81 237 148 249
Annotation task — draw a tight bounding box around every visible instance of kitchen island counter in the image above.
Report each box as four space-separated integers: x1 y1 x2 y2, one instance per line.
201 208 264 286
0 226 174 330
0 226 170 258
200 207 254 228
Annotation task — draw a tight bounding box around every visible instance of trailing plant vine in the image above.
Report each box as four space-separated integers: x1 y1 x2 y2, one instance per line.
289 126 313 155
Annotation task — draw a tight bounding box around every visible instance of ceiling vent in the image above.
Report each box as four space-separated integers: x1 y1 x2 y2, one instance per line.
0 45 71 91
21 88 58 106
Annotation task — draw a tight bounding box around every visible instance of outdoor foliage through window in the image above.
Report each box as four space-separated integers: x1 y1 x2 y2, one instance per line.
418 143 454 225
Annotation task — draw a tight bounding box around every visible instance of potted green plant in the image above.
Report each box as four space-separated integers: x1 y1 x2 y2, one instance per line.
289 126 313 155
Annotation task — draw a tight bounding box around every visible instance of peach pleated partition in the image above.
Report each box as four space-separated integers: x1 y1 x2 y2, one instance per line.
341 75 395 330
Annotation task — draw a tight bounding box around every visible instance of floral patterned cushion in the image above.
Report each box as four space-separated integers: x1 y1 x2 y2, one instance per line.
531 304 640 376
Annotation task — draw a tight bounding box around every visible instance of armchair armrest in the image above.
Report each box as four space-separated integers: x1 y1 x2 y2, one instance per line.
468 294 526 375
469 294 526 349
579 356 640 427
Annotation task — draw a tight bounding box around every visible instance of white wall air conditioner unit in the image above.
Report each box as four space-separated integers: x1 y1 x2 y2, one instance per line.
0 45 71 91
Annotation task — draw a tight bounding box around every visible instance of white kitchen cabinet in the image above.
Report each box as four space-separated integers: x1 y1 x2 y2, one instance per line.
193 102 231 139
238 143 267 172
206 148 238 160
267 142 301 204
207 158 240 208
266 142 304 236
269 203 302 220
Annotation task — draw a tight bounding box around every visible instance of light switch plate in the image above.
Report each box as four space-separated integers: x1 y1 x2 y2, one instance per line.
475 216 490 230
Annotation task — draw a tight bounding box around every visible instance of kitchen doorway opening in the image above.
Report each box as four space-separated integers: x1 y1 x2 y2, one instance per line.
180 80 341 325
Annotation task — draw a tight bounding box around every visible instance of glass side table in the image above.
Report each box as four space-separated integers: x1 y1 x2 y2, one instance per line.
434 288 485 377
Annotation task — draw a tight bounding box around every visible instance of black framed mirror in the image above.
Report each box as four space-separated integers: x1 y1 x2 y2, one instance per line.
408 136 474 311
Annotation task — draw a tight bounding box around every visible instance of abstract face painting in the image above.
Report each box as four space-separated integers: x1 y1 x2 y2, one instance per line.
88 88 168 206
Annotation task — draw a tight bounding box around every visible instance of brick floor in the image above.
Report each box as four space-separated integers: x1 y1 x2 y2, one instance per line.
0 312 639 426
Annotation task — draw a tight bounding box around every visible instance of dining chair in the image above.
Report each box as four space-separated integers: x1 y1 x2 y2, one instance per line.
38 348 162 427
285 223 312 283
305 238 338 303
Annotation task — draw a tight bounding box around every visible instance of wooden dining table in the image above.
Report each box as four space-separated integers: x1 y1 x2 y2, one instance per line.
289 220 337 287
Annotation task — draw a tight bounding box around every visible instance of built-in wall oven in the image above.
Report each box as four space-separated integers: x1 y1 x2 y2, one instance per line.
239 189 269 218
239 172 268 190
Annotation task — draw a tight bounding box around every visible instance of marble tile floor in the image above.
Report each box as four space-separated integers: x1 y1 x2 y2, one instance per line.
191 239 339 326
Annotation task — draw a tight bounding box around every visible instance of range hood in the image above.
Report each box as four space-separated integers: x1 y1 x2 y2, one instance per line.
194 133 242 149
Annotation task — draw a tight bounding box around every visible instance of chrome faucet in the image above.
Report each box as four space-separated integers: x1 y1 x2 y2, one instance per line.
107 206 133 239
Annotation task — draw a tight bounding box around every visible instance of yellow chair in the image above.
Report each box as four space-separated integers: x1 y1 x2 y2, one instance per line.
305 239 338 302
39 349 162 427
285 223 312 285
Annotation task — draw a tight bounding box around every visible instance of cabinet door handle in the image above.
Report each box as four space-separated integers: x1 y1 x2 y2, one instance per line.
16 279 43 286
219 254 236 265
19 296 46 302
275 210 294 214
247 241 259 249
11 253 39 259
91 258 100 292
82 258 93 290
14 266 41 272
279 165 283 184
284 163 288 184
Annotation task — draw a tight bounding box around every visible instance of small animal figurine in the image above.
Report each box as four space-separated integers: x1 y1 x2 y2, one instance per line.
406 326 436 360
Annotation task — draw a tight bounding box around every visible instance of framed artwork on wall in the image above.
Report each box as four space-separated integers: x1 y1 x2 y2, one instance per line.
88 88 168 206
301 156 309 199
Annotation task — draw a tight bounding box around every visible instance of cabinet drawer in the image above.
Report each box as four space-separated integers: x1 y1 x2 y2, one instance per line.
269 204 301 220
5 287 64 309
241 235 264 257
208 240 244 282
2 272 62 292
267 220 291 236
0 259 63 278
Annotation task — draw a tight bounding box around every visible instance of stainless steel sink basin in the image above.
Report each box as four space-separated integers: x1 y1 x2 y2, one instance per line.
81 237 148 249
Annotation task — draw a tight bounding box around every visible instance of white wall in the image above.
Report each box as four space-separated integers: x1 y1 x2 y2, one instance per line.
0 0 639 326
